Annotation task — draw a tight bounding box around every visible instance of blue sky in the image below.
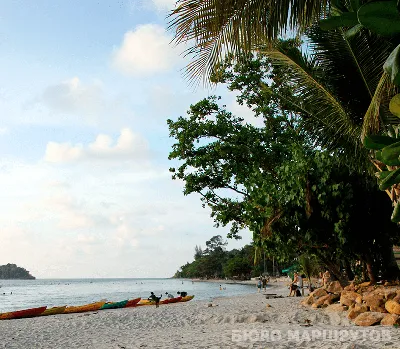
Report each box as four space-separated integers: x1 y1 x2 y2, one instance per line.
0 0 260 278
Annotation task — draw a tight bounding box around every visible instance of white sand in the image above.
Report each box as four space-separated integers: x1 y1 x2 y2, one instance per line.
0 282 399 348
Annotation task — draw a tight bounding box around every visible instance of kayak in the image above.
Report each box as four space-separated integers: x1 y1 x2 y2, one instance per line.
180 295 195 302
0 306 47 320
100 300 128 310
160 296 182 304
64 301 105 314
138 296 193 306
40 306 67 317
125 297 141 308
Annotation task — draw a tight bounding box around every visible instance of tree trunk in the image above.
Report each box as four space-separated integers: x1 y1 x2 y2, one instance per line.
381 242 400 281
344 259 355 281
364 254 377 284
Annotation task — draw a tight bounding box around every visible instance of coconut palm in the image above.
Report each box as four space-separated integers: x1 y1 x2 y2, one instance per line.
169 0 329 85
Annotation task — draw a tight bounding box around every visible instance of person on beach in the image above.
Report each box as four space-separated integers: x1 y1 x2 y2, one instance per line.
165 292 174 298
322 270 331 287
262 277 267 291
177 291 187 297
288 273 299 297
257 277 262 293
148 292 162 308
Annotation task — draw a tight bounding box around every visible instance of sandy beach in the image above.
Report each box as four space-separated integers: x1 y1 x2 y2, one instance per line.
0 281 399 349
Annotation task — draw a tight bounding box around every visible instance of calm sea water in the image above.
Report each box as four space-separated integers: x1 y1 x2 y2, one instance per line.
0 278 256 312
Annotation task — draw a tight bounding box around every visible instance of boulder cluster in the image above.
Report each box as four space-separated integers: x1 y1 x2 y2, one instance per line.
301 280 400 326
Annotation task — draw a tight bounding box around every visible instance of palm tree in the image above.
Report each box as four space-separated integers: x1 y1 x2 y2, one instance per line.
169 0 329 85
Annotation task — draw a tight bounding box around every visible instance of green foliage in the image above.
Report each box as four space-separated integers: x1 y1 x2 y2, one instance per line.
0 264 35 279
168 50 400 282
384 45 400 87
174 236 262 279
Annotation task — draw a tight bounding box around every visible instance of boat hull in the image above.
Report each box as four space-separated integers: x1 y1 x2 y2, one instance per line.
64 301 105 314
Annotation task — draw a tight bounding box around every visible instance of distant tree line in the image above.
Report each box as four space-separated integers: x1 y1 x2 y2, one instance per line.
0 264 35 279
174 235 286 280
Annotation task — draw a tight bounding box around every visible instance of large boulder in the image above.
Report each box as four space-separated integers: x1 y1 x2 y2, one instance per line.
344 281 356 292
354 312 385 326
381 314 400 326
325 281 343 294
301 295 314 306
325 304 348 312
348 304 368 320
385 300 400 315
384 289 397 301
340 291 359 307
313 294 339 308
363 293 385 309
310 288 328 300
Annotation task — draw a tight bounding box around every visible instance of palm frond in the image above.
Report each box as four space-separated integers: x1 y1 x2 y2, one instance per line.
361 72 396 139
168 0 329 85
259 47 361 151
305 26 395 122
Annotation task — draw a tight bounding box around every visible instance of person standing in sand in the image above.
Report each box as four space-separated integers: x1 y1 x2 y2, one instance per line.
256 277 262 293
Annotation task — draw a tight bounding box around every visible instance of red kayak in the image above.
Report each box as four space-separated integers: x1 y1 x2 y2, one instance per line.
125 297 141 308
160 296 182 304
10 306 47 319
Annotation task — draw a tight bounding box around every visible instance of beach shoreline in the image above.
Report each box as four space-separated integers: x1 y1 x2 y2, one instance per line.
1 281 398 348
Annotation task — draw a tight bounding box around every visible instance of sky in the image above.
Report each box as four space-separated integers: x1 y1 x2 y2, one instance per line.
0 0 260 278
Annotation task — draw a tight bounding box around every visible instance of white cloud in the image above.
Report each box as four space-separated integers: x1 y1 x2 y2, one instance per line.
40 77 105 115
44 128 148 163
112 24 179 76
150 0 177 11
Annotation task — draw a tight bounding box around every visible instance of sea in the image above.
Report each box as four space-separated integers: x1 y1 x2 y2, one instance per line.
0 278 256 312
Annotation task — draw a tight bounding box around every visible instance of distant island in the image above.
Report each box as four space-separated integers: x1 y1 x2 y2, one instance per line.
0 263 35 279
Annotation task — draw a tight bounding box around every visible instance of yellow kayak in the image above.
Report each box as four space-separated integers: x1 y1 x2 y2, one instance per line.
40 306 67 316
181 295 195 302
64 301 105 314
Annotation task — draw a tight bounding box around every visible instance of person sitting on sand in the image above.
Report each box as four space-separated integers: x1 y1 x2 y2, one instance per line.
148 292 162 308
165 292 174 299
322 270 331 287
177 291 187 297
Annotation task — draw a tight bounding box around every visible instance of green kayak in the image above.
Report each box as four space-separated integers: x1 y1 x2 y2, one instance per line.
100 300 128 310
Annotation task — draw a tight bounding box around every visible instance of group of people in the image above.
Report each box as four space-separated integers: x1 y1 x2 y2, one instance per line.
148 291 188 308
288 269 332 297
288 272 305 297
256 276 270 293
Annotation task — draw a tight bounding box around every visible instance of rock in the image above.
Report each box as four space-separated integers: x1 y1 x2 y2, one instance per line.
311 303 319 309
385 290 397 301
340 291 359 307
354 312 385 326
325 304 348 312
348 304 368 320
369 305 387 313
310 288 328 300
265 303 271 308
358 282 371 288
363 293 385 309
355 295 362 304
344 281 356 292
314 294 339 307
301 295 314 306
381 314 400 326
325 281 343 294
385 300 400 315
